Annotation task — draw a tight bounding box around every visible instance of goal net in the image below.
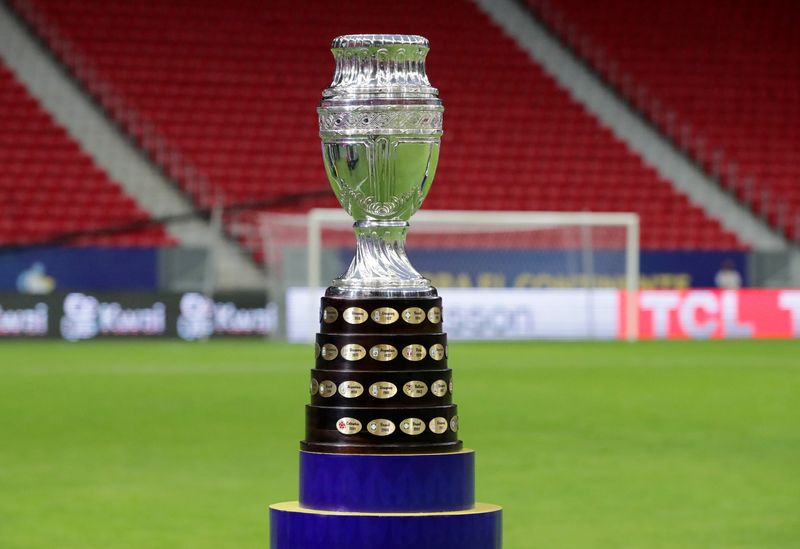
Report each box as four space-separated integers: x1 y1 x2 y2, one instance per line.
259 209 639 342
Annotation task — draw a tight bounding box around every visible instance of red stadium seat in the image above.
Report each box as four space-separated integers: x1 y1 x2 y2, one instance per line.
9 0 748 254
528 0 799 240
0 62 174 247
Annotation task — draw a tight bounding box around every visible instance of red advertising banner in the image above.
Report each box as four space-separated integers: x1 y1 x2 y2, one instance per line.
621 289 800 339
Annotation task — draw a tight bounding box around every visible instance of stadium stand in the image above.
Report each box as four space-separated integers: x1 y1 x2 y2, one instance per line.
10 0 745 252
0 61 173 246
527 0 800 240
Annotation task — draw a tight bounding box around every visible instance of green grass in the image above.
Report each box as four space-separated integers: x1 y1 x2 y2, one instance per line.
1 340 798 548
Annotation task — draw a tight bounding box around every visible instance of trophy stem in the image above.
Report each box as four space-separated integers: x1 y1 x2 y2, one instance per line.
327 220 435 297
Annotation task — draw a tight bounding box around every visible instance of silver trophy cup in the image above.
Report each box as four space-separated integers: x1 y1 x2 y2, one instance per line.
318 34 443 297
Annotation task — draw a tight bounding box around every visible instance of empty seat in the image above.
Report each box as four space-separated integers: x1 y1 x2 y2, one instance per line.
0 61 173 247
11 0 747 255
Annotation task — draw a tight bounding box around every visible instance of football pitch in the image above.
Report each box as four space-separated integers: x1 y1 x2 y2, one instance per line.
1 340 798 548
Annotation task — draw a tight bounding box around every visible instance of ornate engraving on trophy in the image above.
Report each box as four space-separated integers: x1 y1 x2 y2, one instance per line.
340 343 367 361
314 342 320 358
318 380 337 398
336 417 362 435
338 381 364 398
427 307 442 323
370 344 398 361
429 343 445 360
429 417 448 434
367 419 396 436
371 307 399 325
343 307 369 324
403 380 428 398
449 379 454 394
402 344 426 361
310 378 319 396
431 379 448 397
400 418 426 435
322 306 338 323
402 307 426 324
320 343 338 361
319 110 443 134
369 381 398 399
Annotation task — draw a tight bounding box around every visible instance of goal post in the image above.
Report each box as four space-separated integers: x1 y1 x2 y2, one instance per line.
262 208 640 341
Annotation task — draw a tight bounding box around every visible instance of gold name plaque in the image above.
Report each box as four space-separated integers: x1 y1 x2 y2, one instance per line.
322 306 338 323
318 380 337 398
338 381 364 398
431 379 448 397
320 343 338 361
402 307 426 324
403 380 428 398
370 344 398 362
342 307 368 324
367 419 396 436
429 417 448 434
340 343 366 361
402 344 427 361
336 417 362 435
400 418 426 435
371 307 399 325
369 381 398 399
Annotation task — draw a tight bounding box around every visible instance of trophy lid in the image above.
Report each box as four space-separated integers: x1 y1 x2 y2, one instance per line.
322 34 439 101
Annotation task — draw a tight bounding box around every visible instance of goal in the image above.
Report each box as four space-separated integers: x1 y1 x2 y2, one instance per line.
260 209 639 341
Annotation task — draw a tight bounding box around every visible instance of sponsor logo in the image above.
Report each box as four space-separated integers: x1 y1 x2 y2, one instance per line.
177 292 277 341
60 293 165 341
0 303 48 336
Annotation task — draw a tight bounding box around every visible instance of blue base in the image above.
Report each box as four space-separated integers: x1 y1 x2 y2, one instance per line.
300 450 475 512
272 449 502 547
270 501 502 549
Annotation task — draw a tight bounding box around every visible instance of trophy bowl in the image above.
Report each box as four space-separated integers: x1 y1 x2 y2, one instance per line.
318 34 444 297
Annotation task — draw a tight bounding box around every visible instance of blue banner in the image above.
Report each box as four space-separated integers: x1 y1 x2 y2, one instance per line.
393 249 747 289
0 247 158 292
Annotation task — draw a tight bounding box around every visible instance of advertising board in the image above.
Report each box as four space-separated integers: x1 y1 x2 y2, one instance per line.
287 288 799 342
0 292 276 340
631 289 800 339
285 287 618 342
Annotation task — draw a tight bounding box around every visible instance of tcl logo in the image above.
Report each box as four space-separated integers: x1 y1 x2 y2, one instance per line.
636 290 800 339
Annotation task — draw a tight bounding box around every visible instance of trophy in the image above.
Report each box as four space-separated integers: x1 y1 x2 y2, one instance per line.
270 35 501 549
318 33 442 297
